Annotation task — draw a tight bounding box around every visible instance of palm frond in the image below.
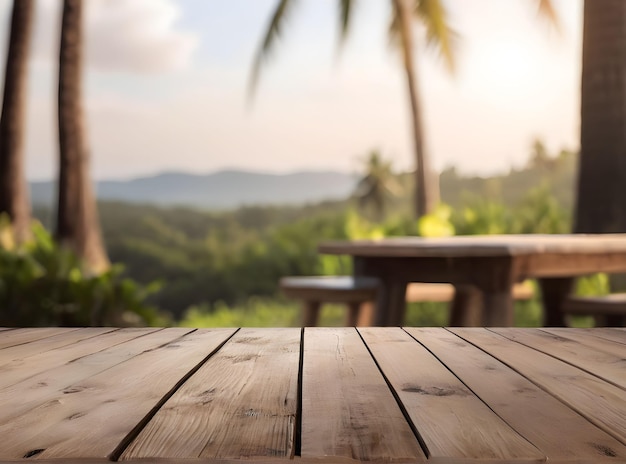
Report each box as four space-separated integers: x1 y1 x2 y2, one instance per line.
248 0 297 99
388 0 457 74
414 0 457 73
535 0 560 32
338 0 355 45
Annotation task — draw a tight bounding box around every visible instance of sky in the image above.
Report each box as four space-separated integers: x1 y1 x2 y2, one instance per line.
0 0 583 180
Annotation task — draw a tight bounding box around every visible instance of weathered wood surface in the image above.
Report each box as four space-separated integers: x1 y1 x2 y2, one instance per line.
122 328 300 460
0 327 624 464
407 328 626 461
300 328 424 461
493 327 626 389
358 327 543 461
450 328 626 445
319 234 626 258
0 328 161 391
0 327 74 349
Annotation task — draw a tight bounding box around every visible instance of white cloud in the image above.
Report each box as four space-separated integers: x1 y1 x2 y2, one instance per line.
27 0 197 73
84 0 197 72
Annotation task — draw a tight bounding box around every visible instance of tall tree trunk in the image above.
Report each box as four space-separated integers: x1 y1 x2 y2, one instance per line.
0 0 33 243
57 0 109 273
575 0 626 234
393 0 438 219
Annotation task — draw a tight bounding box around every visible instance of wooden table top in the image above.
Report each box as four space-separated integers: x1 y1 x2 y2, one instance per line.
0 327 624 464
318 233 626 257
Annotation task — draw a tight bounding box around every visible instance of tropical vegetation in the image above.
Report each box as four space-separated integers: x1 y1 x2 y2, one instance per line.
0 0 623 328
252 0 558 218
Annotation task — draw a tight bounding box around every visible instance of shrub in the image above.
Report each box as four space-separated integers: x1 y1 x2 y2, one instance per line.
0 218 167 327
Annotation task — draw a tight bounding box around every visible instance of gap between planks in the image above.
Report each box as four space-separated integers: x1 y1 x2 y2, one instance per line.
109 328 240 460
406 327 626 462
449 328 626 447
359 328 544 461
490 328 625 390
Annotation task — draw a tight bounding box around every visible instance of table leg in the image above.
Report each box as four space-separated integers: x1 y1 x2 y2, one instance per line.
449 285 483 327
374 280 407 326
356 302 375 327
539 277 574 327
303 301 321 327
481 291 514 326
345 302 360 326
354 257 406 327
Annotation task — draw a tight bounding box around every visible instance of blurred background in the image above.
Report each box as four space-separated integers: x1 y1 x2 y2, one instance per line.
0 0 617 328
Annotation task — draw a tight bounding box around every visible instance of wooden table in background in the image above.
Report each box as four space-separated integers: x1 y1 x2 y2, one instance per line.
319 234 626 326
0 327 624 463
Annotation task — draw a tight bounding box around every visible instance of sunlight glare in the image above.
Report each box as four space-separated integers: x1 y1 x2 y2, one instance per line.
463 40 543 101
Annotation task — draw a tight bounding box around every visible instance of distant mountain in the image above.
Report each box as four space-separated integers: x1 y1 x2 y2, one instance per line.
30 170 359 209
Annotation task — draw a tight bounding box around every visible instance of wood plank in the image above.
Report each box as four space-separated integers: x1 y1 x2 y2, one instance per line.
451 328 626 446
0 328 169 427
0 327 160 391
0 328 235 460
540 328 626 357
0 329 200 460
121 328 300 460
0 327 116 369
0 327 74 350
577 328 626 345
407 327 626 462
300 328 425 461
358 327 544 461
493 328 626 389
0 459 610 464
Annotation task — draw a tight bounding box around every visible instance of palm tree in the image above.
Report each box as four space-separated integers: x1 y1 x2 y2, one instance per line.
575 1 626 235
251 0 557 219
57 0 109 273
252 0 454 219
0 0 34 243
354 150 402 221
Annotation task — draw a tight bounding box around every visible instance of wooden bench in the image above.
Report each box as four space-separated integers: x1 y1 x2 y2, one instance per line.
281 276 534 326
562 294 626 326
280 276 379 326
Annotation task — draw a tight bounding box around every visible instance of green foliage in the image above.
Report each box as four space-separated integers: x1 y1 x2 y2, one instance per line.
26 155 588 328
451 185 571 236
180 298 348 328
417 204 455 237
0 219 166 327
353 150 403 222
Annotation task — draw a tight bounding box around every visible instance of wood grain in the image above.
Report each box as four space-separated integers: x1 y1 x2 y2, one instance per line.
0 327 115 369
0 328 167 427
493 328 626 389
40 329 236 459
0 328 235 460
540 327 626 357
0 327 72 350
574 327 626 345
122 328 300 460
300 328 425 461
0 327 159 391
407 327 626 461
451 328 626 446
358 327 543 461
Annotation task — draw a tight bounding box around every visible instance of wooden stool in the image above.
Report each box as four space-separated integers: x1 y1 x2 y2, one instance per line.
562 294 626 326
280 276 379 327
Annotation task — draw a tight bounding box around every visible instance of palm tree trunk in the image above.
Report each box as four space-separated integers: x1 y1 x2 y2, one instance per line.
0 0 33 242
575 0 626 234
57 0 109 273
393 0 438 219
